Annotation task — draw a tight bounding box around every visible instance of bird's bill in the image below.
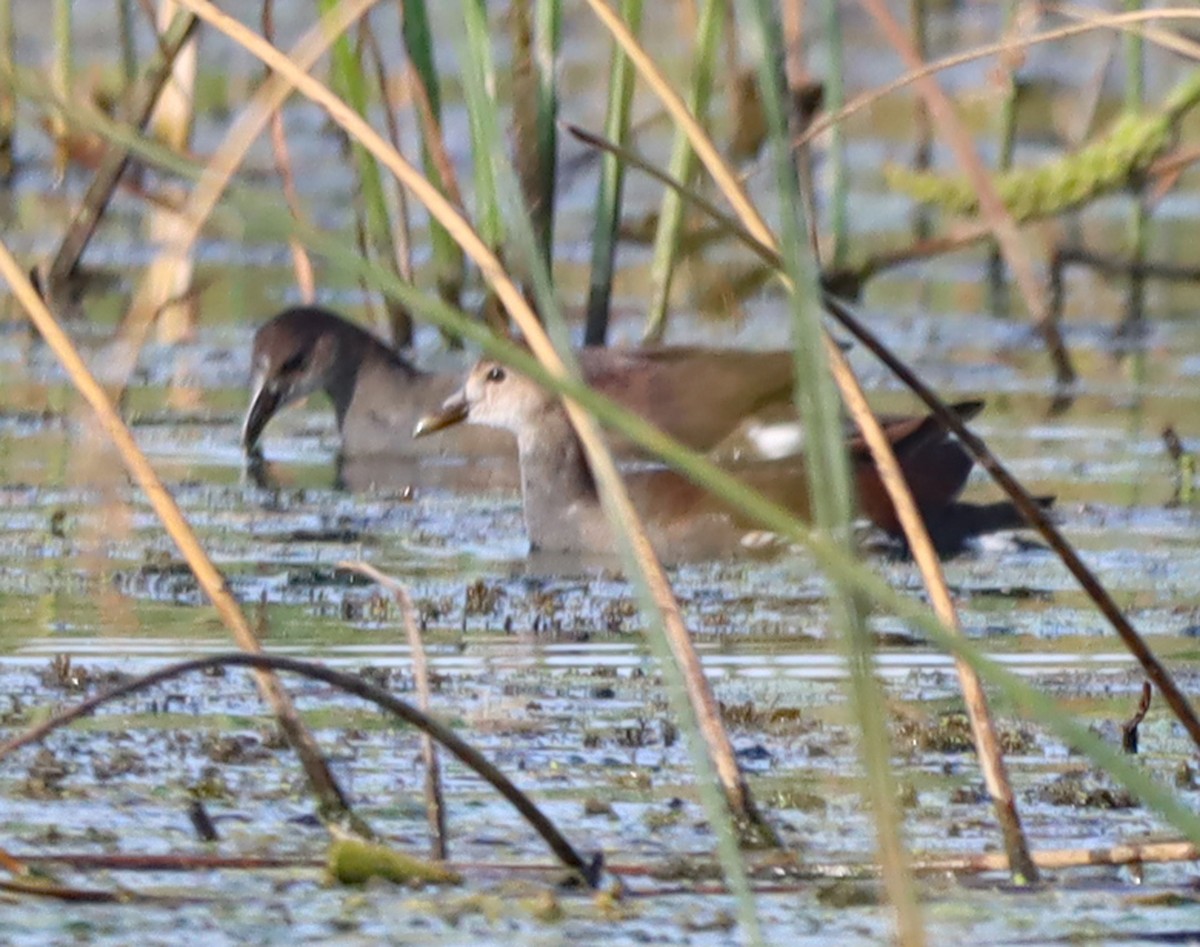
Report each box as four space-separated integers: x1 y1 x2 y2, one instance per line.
412 395 469 438
241 371 282 451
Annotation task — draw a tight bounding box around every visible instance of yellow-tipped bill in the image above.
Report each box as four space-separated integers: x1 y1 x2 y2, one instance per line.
412 396 469 438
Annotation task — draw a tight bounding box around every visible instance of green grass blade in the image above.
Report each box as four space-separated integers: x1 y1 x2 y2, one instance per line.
583 0 643 346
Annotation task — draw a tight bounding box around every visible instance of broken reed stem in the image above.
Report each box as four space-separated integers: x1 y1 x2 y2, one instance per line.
826 340 1038 885
0 652 599 886
858 0 1073 388
340 561 446 861
180 0 768 840
0 245 360 833
45 10 199 297
262 0 315 303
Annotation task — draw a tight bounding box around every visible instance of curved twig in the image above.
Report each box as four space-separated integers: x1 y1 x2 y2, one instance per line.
0 653 601 888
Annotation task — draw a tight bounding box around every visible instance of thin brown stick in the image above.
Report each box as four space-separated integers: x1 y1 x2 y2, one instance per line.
340 561 446 860
261 0 314 303
44 11 198 297
0 652 600 886
0 243 359 832
914 838 1198 876
15 837 1199 884
858 0 1072 388
12 853 321 872
1123 681 1153 754
825 222 993 295
826 341 1038 884
0 847 28 875
0 879 127 904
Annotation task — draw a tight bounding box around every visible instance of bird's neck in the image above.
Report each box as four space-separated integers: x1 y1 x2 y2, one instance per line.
515 407 598 541
326 334 423 429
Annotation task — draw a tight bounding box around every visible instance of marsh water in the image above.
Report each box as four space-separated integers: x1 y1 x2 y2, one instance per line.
3 3 1200 944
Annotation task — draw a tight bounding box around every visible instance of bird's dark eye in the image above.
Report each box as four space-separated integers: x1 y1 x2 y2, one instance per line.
486 365 506 383
280 352 307 374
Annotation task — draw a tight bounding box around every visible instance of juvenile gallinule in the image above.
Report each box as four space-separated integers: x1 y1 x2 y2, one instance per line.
242 306 797 459
413 358 1049 560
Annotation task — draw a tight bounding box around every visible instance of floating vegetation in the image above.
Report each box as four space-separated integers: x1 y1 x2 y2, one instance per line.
885 72 1200 223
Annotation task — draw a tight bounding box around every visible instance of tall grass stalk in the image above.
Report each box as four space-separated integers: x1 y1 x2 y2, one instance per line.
52 0 72 176
534 0 561 262
748 1 924 942
510 0 560 264
583 0 644 345
987 0 1021 316
0 0 13 183
117 0 138 89
641 0 723 344
460 0 503 253
822 0 848 269
397 0 465 312
46 9 198 299
360 17 414 286
262 0 316 302
1123 0 1148 335
907 0 932 240
316 0 411 344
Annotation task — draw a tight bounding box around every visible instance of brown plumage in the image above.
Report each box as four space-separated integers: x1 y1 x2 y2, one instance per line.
414 358 1048 560
242 306 795 459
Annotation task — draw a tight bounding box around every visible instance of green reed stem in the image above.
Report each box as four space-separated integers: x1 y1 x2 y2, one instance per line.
460 0 503 252
583 0 643 346
534 0 561 262
117 0 138 88
397 0 465 310
641 0 723 344
1123 0 1147 335
754 0 924 941
823 0 848 269
0 0 12 183
316 0 410 344
52 0 72 170
511 0 549 262
907 0 932 241
988 0 1021 316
